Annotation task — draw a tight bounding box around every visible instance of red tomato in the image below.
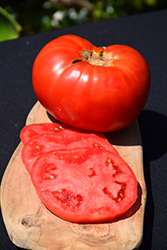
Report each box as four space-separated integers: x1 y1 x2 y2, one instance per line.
30 148 138 223
21 123 119 173
32 34 151 132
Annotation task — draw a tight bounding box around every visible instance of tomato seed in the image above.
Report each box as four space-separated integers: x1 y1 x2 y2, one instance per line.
106 158 112 164
52 189 83 208
73 155 78 158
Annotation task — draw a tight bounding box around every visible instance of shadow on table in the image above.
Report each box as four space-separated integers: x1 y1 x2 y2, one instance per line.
138 110 167 250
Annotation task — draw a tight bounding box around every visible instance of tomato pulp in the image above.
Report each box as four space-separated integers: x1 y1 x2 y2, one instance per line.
30 148 138 223
20 123 108 145
21 123 119 174
20 123 138 223
32 34 150 132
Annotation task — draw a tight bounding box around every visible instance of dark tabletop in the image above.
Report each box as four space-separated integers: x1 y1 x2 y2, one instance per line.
0 9 167 250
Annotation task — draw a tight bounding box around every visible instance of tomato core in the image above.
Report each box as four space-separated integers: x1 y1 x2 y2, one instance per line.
80 50 115 66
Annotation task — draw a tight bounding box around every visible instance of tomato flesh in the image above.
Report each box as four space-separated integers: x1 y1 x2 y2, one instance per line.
21 123 119 173
20 123 138 223
30 148 137 223
21 128 119 174
20 123 107 145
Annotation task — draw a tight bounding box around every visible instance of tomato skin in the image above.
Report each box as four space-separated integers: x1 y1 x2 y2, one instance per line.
32 34 150 132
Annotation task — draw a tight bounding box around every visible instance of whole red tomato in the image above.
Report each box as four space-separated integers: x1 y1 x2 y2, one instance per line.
32 34 150 132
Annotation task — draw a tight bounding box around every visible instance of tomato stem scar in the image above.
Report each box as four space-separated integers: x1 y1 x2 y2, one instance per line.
80 50 115 66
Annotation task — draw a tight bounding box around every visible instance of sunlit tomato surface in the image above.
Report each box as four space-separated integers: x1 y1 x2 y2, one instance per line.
32 34 150 132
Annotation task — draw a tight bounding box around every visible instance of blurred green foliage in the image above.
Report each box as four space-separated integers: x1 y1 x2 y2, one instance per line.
0 0 167 42
0 6 22 41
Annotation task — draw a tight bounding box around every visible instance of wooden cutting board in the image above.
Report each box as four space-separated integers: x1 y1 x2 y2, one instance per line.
0 101 146 250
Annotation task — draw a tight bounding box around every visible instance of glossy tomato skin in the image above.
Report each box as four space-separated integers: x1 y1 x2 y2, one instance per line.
32 34 150 132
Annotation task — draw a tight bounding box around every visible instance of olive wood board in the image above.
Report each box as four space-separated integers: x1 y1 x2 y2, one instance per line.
0 101 146 250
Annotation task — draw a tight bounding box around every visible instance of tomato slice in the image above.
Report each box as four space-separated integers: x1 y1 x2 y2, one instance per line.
20 123 107 145
21 132 119 174
30 148 137 223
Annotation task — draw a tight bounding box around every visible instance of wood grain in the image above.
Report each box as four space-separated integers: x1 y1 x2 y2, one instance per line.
0 101 146 250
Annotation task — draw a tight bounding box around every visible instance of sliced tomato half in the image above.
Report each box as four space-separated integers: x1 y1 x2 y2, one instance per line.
20 123 107 145
30 148 137 223
21 132 119 174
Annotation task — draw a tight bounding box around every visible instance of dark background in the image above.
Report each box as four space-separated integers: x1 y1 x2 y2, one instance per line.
1 0 167 41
